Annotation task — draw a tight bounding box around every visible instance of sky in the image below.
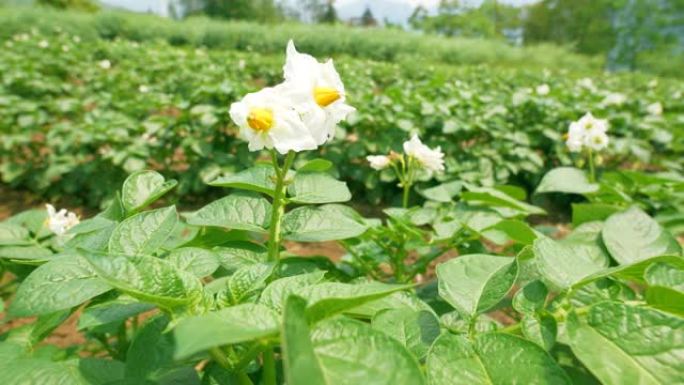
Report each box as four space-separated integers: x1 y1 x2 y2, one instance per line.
99 0 542 21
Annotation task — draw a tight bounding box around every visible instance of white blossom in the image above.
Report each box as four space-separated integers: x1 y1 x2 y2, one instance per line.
536 84 550 96
646 102 663 116
278 40 355 145
565 112 609 153
403 134 445 172
229 87 317 154
366 155 391 170
583 130 609 151
45 204 79 236
601 92 626 106
98 59 111 70
38 40 49 48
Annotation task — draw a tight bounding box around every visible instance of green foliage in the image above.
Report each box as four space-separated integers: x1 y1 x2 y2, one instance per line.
0 8 683 384
2 10 682 207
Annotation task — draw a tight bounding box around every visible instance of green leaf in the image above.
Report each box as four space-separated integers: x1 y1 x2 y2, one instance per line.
295 282 411 322
427 333 570 385
9 255 111 317
281 295 328 385
571 203 622 226
535 167 599 195
184 194 271 233
533 237 607 290
282 204 368 242
347 291 434 319
436 254 518 317
78 298 155 331
645 286 684 317
487 219 538 245
109 206 178 256
568 302 684 385
644 262 684 315
168 247 219 278
173 304 279 359
512 280 548 314
209 164 279 196
462 186 546 216
521 314 557 351
371 309 441 359
417 181 462 202
574 255 684 288
297 158 333 172
83 251 202 310
260 271 327 312
0 245 53 261
125 315 175 381
310 317 427 385
122 170 177 214
288 172 351 204
213 242 267 272
65 217 116 252
0 223 32 246
646 262 684 290
217 262 274 306
0 358 124 385
602 207 682 264
6 209 49 237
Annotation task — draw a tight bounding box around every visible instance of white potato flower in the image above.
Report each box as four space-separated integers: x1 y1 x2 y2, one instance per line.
229 87 317 154
577 78 596 92
576 112 608 134
38 40 49 48
98 59 111 70
45 204 80 236
583 129 609 151
601 92 626 106
565 112 609 152
279 40 355 145
536 84 550 95
366 155 391 170
646 102 663 116
403 134 445 172
512 88 531 106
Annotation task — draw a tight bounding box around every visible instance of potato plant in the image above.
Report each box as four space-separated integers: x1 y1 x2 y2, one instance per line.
1 32 683 385
1 26 682 207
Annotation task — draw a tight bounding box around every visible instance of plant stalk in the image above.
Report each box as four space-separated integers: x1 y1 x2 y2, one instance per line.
587 148 596 182
402 182 411 208
267 150 296 261
262 348 277 385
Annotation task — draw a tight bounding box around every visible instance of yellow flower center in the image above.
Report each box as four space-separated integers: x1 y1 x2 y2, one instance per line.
247 107 273 132
584 121 594 130
314 86 341 107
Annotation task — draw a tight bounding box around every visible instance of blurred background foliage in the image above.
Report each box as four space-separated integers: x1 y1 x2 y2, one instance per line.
0 0 682 209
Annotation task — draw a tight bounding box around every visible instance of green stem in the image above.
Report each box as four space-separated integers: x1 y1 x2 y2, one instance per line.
262 348 277 385
401 155 414 208
587 148 596 182
209 347 232 369
267 150 296 261
500 305 592 334
402 183 410 208
116 322 128 360
236 372 254 385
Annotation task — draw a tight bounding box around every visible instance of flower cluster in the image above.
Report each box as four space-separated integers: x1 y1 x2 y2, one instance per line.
229 41 355 154
45 204 80 236
367 134 445 173
565 112 609 153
